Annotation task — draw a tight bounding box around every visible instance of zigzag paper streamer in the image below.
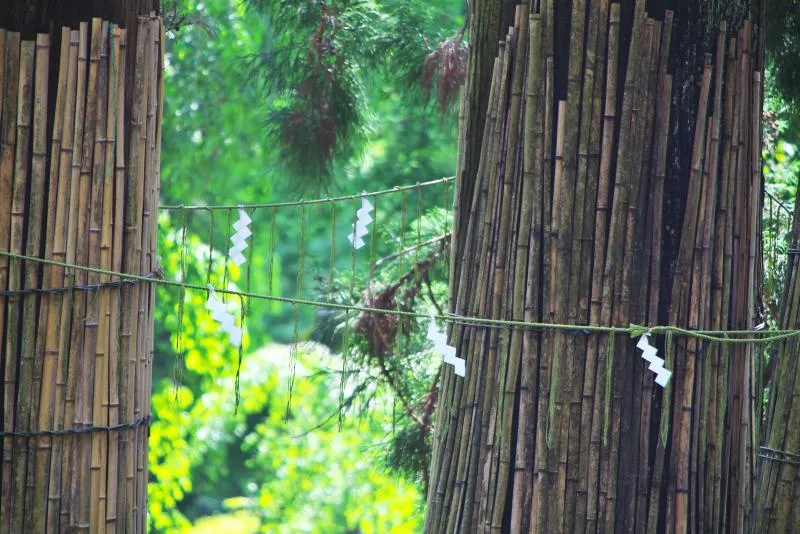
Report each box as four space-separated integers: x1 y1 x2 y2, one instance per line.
427 316 465 377
637 334 671 388
347 193 374 250
229 208 252 266
206 285 243 347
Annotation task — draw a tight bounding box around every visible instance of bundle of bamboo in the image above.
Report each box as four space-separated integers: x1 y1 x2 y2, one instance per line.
0 15 162 533
427 2 764 533
755 186 800 532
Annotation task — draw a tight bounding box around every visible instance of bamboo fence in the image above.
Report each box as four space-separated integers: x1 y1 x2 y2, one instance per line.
426 3 765 533
755 186 800 532
0 15 163 534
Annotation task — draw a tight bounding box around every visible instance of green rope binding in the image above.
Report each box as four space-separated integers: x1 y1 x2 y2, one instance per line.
159 177 455 211
3 249 800 346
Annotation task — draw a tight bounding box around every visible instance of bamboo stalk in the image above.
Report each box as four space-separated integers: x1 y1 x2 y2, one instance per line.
439 52 494 533
139 17 162 531
107 26 126 534
472 31 512 531
645 72 674 534
68 19 103 531
61 22 89 532
583 6 619 531
33 27 70 534
451 49 506 534
20 32 50 531
596 6 645 531
86 21 110 533
557 2 589 530
0 31 20 533
7 38 35 534
119 16 149 532
509 13 542 534
0 29 5 125
489 9 529 531
47 28 81 534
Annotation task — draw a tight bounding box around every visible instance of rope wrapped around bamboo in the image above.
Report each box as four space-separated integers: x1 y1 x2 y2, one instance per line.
0 15 163 534
424 3 767 533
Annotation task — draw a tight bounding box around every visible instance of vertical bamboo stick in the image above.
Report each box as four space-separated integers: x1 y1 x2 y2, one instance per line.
472 31 512 531
510 13 542 534
6 38 35 534
139 17 163 531
120 16 149 532
86 21 110 533
69 19 103 530
0 31 20 533
489 9 529 531
32 28 69 531
61 22 89 532
107 26 126 534
48 28 80 534
20 32 50 530
583 6 619 531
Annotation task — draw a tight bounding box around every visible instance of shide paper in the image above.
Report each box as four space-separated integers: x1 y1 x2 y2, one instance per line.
637 334 671 388
206 285 243 347
229 208 252 266
427 316 465 377
347 194 374 250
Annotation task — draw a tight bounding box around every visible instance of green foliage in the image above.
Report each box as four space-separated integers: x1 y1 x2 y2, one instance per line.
160 0 273 208
765 0 800 106
244 0 466 189
762 68 799 324
151 0 464 530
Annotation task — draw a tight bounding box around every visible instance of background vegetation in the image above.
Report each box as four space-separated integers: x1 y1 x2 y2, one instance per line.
150 0 463 531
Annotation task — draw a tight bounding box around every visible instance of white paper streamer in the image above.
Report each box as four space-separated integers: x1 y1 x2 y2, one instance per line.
427 316 465 377
229 208 252 266
347 193 374 250
206 285 243 347
637 334 671 388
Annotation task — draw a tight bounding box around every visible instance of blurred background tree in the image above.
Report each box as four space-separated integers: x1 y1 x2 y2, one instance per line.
150 0 465 531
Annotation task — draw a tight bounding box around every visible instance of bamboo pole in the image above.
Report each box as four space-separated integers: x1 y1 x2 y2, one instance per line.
47 28 80 533
86 21 110 533
107 26 126 534
489 9 529 531
509 13 542 533
60 22 89 532
0 30 20 533
7 38 35 534
22 32 50 531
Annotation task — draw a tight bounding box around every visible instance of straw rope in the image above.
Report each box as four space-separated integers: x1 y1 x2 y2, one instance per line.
1 249 797 345
158 176 455 211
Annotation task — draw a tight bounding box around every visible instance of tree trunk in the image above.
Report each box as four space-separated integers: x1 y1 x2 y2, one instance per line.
0 2 161 532
428 0 765 532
